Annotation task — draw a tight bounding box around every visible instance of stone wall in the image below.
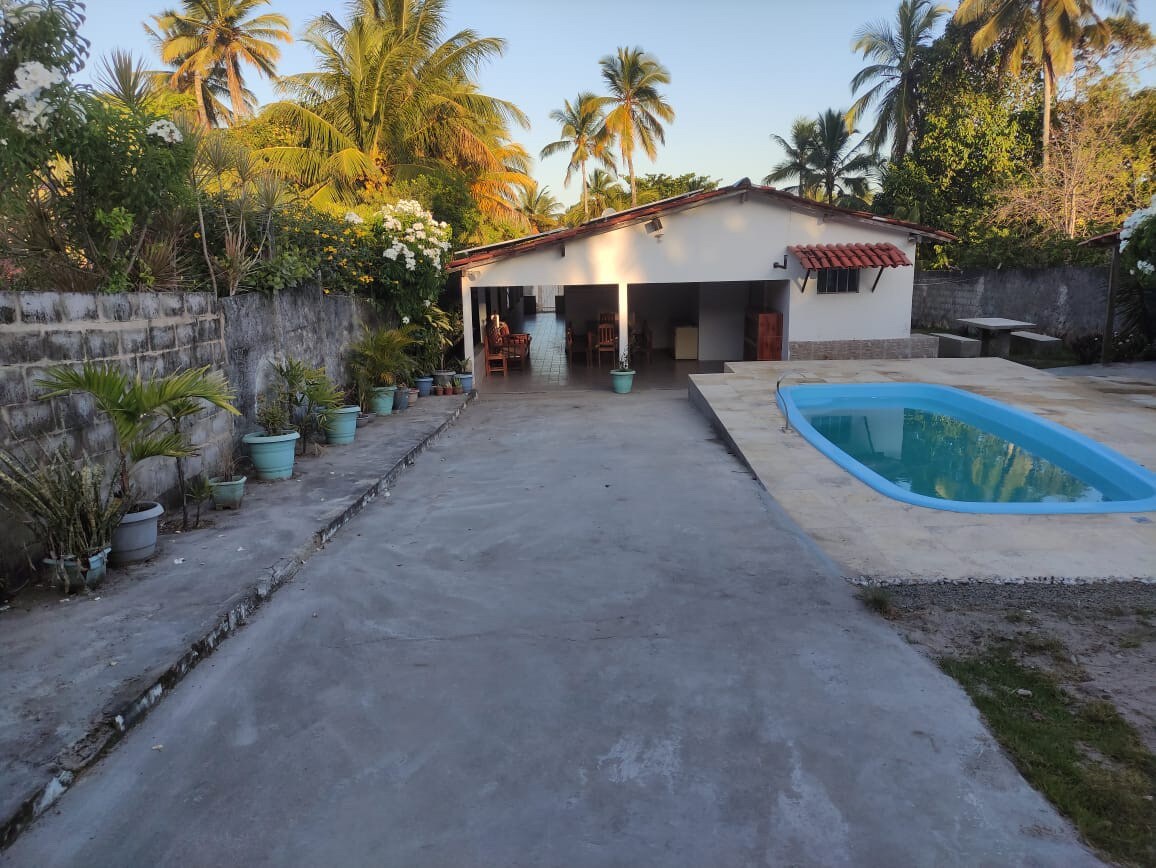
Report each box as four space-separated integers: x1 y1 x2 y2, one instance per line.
788 335 939 361
911 267 1112 338
0 286 379 578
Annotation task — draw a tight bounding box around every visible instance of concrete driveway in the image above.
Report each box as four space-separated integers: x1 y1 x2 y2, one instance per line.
4 391 1097 866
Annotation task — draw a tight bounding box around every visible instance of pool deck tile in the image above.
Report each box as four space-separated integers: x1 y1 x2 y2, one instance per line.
690 358 1156 584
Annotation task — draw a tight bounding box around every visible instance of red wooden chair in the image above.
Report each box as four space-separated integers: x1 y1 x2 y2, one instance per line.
594 323 618 367
483 329 507 376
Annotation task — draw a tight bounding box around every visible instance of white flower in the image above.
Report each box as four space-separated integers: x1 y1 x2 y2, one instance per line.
423 299 431 307
401 316 410 324
344 211 364 224
1136 259 1154 276
384 248 399 260
145 119 183 144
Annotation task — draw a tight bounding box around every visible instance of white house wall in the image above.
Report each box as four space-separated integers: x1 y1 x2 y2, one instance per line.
462 196 921 343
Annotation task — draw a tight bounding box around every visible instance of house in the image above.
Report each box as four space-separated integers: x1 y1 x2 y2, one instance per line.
448 178 954 371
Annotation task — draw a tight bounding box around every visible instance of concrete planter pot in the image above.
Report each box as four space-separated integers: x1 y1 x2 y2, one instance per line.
610 370 636 394
394 386 409 412
415 376 434 397
208 476 246 510
111 501 164 565
243 430 300 481
44 546 111 593
324 405 361 445
433 370 455 387
370 386 396 415
356 412 374 428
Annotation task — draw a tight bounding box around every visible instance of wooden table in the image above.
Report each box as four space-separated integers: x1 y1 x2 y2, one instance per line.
956 317 1036 357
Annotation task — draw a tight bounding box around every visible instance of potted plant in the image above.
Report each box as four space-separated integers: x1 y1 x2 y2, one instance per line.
0 446 126 593
207 446 246 509
394 378 410 411
37 363 239 565
452 375 464 395
244 395 299 481
611 350 636 394
457 359 474 393
324 401 361 445
348 327 417 415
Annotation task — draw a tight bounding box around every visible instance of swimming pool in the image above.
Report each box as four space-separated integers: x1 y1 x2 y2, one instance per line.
776 383 1156 514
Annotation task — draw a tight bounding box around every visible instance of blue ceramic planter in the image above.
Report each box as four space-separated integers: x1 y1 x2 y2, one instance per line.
394 387 410 411
243 430 300 480
370 386 396 415
458 373 474 392
416 376 434 397
324 405 360 445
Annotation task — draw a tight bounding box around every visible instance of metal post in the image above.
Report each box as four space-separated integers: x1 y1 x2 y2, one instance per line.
1100 243 1120 366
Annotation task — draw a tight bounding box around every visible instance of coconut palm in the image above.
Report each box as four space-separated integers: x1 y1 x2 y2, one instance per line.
511 183 562 233
261 1 530 209
953 0 1136 169
539 92 616 220
598 47 675 206
586 168 628 215
764 117 820 198
849 0 950 162
146 0 291 126
808 109 880 206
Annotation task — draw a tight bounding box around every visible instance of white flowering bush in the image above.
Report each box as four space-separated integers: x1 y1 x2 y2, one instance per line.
144 118 183 145
1120 195 1156 286
370 199 452 317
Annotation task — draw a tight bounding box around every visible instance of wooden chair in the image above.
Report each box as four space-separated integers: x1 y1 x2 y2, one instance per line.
598 312 616 324
504 332 532 370
631 322 653 364
483 329 507 376
566 324 592 366
594 322 617 367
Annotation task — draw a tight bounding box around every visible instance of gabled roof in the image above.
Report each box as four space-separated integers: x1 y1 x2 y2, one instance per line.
449 178 956 271
789 243 912 270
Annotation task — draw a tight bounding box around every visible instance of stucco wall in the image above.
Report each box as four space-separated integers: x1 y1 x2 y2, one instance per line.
911 267 1111 338
463 194 920 344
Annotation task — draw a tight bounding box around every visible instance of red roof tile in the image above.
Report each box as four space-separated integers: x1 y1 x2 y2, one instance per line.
787 242 912 270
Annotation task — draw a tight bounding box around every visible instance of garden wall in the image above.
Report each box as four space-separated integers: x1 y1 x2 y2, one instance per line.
911 266 1112 338
0 285 378 578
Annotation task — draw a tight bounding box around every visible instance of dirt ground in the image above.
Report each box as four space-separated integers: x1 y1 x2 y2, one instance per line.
882 582 1156 752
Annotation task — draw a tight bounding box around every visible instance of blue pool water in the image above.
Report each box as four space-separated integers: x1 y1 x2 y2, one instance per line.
776 383 1156 514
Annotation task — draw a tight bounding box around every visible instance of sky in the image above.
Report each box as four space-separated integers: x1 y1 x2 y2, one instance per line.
77 0 1156 209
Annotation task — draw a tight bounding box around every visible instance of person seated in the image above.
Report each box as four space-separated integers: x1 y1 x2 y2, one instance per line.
486 314 510 349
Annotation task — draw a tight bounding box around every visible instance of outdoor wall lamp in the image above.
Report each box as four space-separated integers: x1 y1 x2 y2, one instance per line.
771 254 788 269
644 217 663 234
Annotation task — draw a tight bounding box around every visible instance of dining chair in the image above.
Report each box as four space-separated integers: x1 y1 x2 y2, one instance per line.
594 323 617 367
483 330 507 376
566 324 592 366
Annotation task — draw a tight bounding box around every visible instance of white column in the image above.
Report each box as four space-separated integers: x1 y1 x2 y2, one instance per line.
460 280 474 372
617 281 629 367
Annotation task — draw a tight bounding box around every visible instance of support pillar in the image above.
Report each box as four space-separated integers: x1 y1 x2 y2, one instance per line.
617 281 629 367
460 280 474 373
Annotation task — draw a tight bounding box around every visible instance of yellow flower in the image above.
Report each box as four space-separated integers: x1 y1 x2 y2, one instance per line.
193 232 201 239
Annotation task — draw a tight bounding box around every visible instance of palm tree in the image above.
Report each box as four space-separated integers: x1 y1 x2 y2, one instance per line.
511 183 562 233
954 0 1136 169
849 0 950 161
764 117 819 197
261 1 531 209
539 92 615 220
808 109 879 206
598 46 675 206
586 168 628 215
146 0 291 126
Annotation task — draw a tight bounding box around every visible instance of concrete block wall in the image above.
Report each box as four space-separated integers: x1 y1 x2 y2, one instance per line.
911 267 1112 338
789 335 938 361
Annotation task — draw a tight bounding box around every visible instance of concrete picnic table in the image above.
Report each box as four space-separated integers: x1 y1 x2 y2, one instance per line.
956 317 1036 357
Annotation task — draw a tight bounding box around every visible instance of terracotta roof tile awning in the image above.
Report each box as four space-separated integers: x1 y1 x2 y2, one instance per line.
788 242 912 270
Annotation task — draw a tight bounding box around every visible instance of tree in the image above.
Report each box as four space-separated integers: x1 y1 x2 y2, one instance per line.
849 0 950 161
586 168 628 214
598 46 675 206
511 183 562 233
953 0 1136 169
146 0 290 127
539 91 614 220
764 117 819 197
260 1 531 213
631 172 718 203
808 109 879 206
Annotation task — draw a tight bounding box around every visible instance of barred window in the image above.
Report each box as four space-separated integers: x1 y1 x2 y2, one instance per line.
816 268 860 294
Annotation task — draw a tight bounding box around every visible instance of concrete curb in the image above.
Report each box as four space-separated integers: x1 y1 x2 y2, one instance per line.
1 393 475 850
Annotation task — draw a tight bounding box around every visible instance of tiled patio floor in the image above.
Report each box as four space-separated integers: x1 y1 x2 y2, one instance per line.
479 314 722 393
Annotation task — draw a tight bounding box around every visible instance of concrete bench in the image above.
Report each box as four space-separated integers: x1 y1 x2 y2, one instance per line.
1010 330 1062 356
932 332 981 359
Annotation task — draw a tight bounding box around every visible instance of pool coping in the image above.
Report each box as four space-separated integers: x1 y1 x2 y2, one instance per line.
689 358 1156 585
777 382 1156 515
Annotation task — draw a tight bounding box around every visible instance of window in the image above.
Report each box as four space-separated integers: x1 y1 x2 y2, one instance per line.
816 268 860 294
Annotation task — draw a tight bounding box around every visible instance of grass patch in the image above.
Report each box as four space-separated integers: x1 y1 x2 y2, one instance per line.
942 654 1156 865
857 587 895 618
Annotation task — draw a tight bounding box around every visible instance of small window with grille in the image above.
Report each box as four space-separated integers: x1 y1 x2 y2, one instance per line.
816 268 860 294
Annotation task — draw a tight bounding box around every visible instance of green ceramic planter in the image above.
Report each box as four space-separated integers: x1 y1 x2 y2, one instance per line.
243 430 300 480
209 475 247 509
370 385 396 415
610 370 636 394
324 405 360 445
44 546 111 593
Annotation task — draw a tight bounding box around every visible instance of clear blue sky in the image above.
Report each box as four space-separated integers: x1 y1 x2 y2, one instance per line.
78 0 1156 208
